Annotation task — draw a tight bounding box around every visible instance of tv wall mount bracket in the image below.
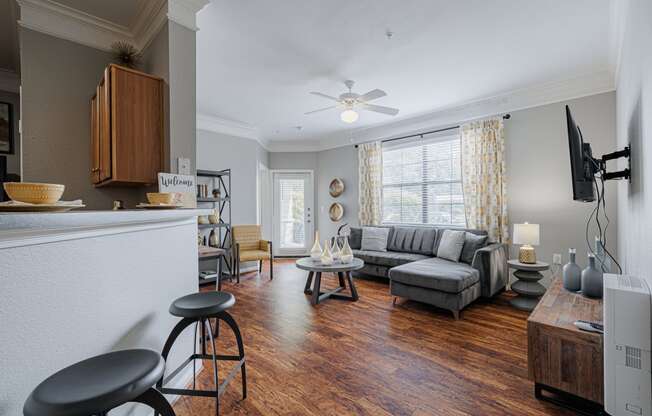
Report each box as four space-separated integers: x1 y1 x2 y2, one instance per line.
592 144 631 182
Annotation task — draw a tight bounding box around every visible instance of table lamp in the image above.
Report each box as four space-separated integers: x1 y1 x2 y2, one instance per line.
513 222 540 264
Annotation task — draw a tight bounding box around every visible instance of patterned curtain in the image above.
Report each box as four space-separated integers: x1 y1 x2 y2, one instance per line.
358 141 383 226
460 118 509 243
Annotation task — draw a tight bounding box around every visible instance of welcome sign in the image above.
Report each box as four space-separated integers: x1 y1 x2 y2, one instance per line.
158 173 197 208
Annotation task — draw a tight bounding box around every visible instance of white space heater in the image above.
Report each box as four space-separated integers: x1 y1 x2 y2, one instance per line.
604 274 652 415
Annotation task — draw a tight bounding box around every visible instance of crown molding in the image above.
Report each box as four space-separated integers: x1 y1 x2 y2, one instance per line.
266 69 616 152
167 0 210 31
16 0 206 53
196 113 271 150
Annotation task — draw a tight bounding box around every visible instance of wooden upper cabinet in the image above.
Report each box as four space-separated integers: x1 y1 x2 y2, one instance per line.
90 64 164 187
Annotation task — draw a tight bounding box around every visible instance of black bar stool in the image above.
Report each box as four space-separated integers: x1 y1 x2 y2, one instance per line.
157 291 246 415
23 349 175 416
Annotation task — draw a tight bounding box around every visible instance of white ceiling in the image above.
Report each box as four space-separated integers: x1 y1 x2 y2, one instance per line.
196 0 613 145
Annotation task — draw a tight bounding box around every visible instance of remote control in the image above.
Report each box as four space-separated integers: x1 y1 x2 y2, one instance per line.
574 320 604 333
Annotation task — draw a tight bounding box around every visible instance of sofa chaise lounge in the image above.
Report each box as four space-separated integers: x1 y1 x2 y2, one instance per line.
348 226 508 319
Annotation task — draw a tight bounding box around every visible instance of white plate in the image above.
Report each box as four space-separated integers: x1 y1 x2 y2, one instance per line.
0 204 85 212
136 203 182 209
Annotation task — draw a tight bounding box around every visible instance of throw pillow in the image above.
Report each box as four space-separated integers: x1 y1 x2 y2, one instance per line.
436 230 466 262
460 232 489 264
348 227 362 250
361 227 390 252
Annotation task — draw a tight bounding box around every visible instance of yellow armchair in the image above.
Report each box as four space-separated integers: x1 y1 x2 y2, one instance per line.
232 225 273 281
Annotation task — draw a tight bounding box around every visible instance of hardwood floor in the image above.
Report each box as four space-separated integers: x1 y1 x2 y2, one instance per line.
173 259 574 416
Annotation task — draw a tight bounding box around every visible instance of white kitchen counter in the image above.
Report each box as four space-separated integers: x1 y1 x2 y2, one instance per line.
0 208 212 415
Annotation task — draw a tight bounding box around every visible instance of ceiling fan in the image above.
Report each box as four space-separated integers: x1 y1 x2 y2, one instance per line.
306 80 399 123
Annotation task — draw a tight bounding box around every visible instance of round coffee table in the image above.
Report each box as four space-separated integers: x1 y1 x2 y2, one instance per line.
508 259 549 311
296 257 364 305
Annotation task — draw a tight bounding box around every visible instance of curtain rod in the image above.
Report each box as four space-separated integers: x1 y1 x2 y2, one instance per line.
353 113 511 148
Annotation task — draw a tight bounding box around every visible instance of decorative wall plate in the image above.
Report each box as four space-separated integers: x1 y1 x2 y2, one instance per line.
329 178 344 197
329 202 344 222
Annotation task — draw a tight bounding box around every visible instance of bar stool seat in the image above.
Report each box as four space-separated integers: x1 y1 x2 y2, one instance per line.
24 349 174 416
169 292 235 318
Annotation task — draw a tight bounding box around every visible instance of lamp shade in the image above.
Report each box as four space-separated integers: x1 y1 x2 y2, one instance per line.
513 223 540 246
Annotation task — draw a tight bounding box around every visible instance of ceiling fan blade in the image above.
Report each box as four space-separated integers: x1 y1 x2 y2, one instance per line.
362 103 399 116
310 92 340 101
358 89 387 102
305 105 338 115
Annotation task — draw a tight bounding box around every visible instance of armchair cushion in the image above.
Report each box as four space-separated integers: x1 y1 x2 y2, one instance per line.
233 225 262 251
239 249 271 262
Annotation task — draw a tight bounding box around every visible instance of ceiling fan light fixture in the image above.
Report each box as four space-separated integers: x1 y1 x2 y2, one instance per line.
340 109 359 123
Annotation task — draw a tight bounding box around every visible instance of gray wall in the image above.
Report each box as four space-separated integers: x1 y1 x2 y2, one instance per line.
20 29 145 209
505 92 617 283
616 0 652 284
269 148 359 240
269 92 617 285
197 130 269 225
168 21 196 174
0 89 20 175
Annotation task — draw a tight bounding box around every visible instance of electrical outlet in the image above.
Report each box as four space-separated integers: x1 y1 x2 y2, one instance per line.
553 253 562 265
177 157 191 175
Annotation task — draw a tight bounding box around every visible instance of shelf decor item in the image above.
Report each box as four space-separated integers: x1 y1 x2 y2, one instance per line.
340 237 353 263
209 229 219 247
320 240 334 265
310 231 322 260
329 178 344 197
513 222 540 264
562 248 582 292
208 208 220 224
329 202 344 222
581 253 603 298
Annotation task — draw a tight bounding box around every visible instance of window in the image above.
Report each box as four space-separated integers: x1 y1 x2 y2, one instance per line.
382 130 465 226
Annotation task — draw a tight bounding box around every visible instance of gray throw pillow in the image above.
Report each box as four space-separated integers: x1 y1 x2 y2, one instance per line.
460 232 489 264
361 227 390 252
436 230 466 262
348 227 362 250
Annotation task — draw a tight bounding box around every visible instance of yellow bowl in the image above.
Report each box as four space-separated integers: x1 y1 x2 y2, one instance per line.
3 182 65 204
147 192 175 205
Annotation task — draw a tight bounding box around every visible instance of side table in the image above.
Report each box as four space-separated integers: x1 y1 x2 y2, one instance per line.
508 259 549 311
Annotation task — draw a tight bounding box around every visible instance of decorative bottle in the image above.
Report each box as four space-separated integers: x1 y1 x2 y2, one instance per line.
340 237 353 263
594 236 612 273
581 253 603 298
310 231 322 260
320 239 333 265
331 238 341 261
562 248 582 292
209 230 219 247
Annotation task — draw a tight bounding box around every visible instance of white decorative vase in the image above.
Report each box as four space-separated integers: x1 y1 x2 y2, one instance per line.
320 239 333 265
331 239 341 261
340 237 353 263
310 231 322 260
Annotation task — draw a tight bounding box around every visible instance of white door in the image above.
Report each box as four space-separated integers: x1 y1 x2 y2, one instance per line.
272 171 314 256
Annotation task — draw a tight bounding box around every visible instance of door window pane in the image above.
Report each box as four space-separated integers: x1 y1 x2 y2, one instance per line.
279 178 305 248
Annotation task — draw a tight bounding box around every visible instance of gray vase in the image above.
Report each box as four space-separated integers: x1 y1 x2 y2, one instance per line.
562 248 582 292
581 254 603 298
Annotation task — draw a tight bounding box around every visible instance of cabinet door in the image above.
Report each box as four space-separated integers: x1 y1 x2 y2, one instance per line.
90 93 99 183
97 68 112 183
110 65 163 184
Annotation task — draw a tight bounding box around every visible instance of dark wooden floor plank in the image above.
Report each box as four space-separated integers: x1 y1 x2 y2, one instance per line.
174 260 574 416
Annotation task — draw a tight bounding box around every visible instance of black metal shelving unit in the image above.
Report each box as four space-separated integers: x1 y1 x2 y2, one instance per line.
197 169 233 286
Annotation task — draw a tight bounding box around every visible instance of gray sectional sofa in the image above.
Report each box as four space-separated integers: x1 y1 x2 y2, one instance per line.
348 226 508 319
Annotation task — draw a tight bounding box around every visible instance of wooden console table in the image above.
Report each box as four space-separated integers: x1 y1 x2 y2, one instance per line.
527 277 604 414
